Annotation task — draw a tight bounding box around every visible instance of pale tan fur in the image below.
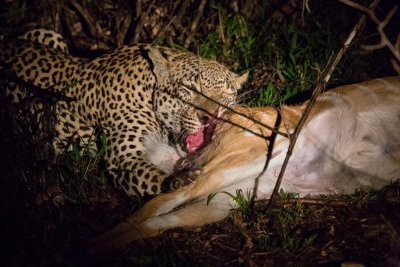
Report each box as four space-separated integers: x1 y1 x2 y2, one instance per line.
88 77 400 257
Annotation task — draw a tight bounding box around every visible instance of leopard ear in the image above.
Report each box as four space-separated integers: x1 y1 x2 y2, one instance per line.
234 71 248 89
149 47 170 80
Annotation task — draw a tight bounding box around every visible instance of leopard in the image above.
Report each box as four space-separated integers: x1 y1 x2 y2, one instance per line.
0 29 248 198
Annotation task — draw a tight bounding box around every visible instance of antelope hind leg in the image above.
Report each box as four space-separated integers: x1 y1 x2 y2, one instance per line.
86 192 232 259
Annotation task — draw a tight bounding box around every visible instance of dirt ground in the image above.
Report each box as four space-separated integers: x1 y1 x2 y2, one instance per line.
1 178 399 265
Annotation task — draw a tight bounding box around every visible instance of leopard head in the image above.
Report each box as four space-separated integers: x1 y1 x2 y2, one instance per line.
149 46 248 136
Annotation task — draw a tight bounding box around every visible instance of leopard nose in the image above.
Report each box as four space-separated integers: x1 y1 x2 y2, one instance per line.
198 111 217 124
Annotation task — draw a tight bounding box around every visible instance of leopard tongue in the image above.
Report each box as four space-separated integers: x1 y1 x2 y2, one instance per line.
186 130 204 153
186 121 217 153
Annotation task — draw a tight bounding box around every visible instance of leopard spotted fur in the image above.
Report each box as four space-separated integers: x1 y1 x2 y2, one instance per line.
0 30 247 197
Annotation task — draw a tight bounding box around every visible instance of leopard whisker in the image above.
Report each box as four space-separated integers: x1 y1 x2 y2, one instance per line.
236 89 257 103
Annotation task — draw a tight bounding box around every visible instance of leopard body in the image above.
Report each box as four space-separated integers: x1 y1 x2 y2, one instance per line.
0 29 247 197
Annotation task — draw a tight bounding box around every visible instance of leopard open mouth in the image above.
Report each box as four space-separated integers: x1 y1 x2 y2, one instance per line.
183 120 217 154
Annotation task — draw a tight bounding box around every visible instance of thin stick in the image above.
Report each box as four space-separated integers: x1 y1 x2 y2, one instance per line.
69 0 102 38
338 0 375 13
218 10 225 43
184 0 207 48
255 198 348 207
339 0 400 63
265 12 367 213
152 16 176 45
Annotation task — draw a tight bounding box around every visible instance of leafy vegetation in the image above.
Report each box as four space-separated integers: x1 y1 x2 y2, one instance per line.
55 129 108 202
193 9 348 106
208 189 254 219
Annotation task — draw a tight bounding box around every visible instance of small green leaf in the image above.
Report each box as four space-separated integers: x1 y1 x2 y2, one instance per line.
207 192 218 206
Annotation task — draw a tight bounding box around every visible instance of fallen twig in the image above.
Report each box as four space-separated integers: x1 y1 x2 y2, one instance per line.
276 198 348 207
173 0 190 31
218 10 225 43
132 3 154 44
339 0 400 74
69 0 102 38
116 5 133 47
152 16 176 45
184 0 207 48
254 197 348 208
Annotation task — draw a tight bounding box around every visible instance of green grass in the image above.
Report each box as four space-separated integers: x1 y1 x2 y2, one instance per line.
207 189 254 219
269 205 317 251
279 188 300 199
48 80 111 202
209 188 321 252
55 128 108 202
225 189 254 218
264 189 318 251
221 183 400 254
195 8 347 107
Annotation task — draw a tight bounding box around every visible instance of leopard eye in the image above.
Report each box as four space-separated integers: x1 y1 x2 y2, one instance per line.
180 84 195 96
181 81 201 96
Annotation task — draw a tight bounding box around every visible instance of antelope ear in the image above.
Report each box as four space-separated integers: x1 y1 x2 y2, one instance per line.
234 71 249 89
149 47 170 80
